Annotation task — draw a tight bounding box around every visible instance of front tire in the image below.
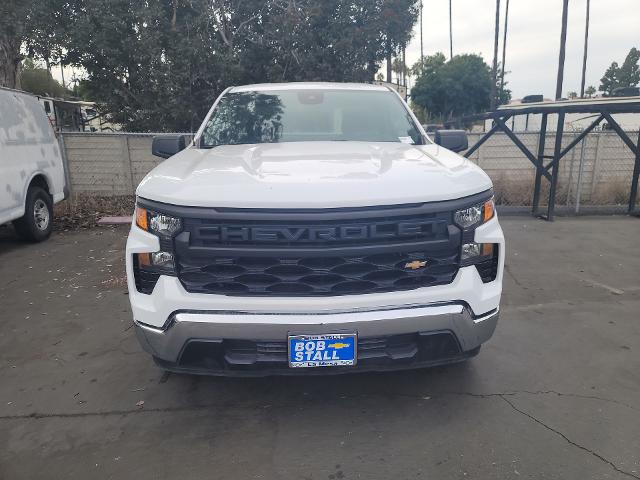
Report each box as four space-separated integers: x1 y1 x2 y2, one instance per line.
13 186 53 242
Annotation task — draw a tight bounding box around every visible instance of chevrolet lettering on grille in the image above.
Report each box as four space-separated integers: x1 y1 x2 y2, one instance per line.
202 222 433 243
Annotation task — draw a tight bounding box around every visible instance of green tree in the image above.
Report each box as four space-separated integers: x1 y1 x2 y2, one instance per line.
411 52 446 78
381 0 419 81
0 0 25 87
618 47 640 87
62 0 419 131
585 85 596 98
0 0 77 88
599 62 620 95
391 57 407 83
495 64 512 106
19 58 69 96
410 53 494 120
567 91 578 99
2 0 418 130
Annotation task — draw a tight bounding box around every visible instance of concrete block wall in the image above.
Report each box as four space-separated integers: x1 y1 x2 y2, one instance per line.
60 131 638 207
61 133 164 196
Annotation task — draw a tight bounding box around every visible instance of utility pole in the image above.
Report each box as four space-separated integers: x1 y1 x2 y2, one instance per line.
499 0 510 100
556 0 569 100
448 0 453 60
386 36 392 82
402 45 406 87
490 0 500 110
420 1 424 67
580 0 590 98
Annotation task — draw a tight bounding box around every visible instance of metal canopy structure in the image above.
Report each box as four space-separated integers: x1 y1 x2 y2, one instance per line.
453 97 640 221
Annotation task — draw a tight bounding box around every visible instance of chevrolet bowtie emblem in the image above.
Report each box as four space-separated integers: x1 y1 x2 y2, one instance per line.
405 260 428 270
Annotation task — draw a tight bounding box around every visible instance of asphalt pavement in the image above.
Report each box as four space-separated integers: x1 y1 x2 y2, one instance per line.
1 216 639 479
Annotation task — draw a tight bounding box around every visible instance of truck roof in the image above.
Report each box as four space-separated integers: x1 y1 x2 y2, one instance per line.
229 82 389 93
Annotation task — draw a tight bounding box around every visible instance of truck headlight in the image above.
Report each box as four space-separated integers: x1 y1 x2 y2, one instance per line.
455 197 499 282
454 198 494 229
461 242 495 261
135 205 182 237
132 204 181 294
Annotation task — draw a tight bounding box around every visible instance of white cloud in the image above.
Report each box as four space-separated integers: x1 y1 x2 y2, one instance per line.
401 0 640 99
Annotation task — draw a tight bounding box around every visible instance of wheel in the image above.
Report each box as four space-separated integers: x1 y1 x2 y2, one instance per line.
13 186 53 242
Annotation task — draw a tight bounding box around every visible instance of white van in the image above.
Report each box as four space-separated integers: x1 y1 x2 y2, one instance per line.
0 87 67 241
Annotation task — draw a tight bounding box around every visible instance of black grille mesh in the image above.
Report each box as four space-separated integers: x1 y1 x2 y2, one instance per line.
173 205 462 296
178 250 459 296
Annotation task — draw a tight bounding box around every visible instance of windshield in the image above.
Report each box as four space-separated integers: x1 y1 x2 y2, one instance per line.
200 89 424 147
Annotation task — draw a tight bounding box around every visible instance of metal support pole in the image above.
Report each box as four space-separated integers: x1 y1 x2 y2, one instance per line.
495 118 551 180
532 114 548 215
548 112 566 221
566 132 578 206
57 133 72 199
629 129 640 214
464 122 502 158
544 113 604 171
575 137 587 214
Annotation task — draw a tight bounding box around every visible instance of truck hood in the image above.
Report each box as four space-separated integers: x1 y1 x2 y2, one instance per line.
137 141 492 208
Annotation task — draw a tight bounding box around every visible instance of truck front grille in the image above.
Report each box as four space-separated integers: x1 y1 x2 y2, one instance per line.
136 192 493 297
177 249 459 296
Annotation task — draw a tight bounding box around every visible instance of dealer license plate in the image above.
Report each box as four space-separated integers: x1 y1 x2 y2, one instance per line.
288 333 357 368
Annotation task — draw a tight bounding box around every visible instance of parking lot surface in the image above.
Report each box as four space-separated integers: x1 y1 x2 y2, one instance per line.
1 216 639 479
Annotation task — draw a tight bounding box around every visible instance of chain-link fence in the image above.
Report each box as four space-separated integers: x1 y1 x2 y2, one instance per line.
465 130 639 213
59 131 639 214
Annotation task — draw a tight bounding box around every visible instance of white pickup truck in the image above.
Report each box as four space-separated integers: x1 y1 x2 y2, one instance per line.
0 87 66 241
126 82 504 375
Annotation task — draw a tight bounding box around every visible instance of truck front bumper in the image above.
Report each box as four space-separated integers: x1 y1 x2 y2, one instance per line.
134 303 499 376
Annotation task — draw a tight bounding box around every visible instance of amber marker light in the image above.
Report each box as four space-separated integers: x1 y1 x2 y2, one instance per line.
483 198 495 223
135 205 148 231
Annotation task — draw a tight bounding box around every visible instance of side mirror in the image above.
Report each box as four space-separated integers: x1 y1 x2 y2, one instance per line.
152 135 190 159
434 130 468 153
